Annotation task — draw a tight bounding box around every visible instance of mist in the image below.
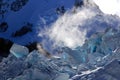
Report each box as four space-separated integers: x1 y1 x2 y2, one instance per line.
38 0 120 53
39 8 96 49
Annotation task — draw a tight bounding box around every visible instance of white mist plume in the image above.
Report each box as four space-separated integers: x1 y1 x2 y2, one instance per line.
93 0 120 17
39 8 96 48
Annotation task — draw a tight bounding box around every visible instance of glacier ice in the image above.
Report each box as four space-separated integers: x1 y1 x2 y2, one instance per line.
62 47 87 64
0 28 120 80
10 44 29 58
71 59 120 80
54 73 69 80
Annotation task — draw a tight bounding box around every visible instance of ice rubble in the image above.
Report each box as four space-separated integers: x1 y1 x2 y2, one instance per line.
0 45 77 80
10 44 29 58
0 28 119 80
71 59 120 80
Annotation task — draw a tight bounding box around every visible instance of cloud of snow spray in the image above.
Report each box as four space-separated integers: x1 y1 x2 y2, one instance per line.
93 0 120 17
39 8 96 50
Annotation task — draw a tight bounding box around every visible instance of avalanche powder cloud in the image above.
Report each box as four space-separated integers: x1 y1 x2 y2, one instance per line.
39 8 96 49
93 0 120 17
38 1 120 52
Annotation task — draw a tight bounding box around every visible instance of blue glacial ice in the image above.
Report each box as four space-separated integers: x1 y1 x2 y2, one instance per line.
10 44 29 58
0 28 119 80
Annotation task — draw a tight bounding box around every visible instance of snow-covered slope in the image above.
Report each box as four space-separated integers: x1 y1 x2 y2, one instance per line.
0 0 74 45
0 0 120 52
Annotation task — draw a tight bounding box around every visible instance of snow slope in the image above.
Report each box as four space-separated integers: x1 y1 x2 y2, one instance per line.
0 0 120 52
0 0 74 45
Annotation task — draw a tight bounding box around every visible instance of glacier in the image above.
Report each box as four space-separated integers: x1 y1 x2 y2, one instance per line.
0 27 119 80
0 0 120 80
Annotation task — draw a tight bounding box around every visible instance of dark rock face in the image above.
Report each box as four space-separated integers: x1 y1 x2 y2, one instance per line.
26 42 38 52
12 23 32 37
0 38 38 57
10 0 29 12
0 38 13 57
74 0 84 8
56 6 66 15
0 22 8 32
